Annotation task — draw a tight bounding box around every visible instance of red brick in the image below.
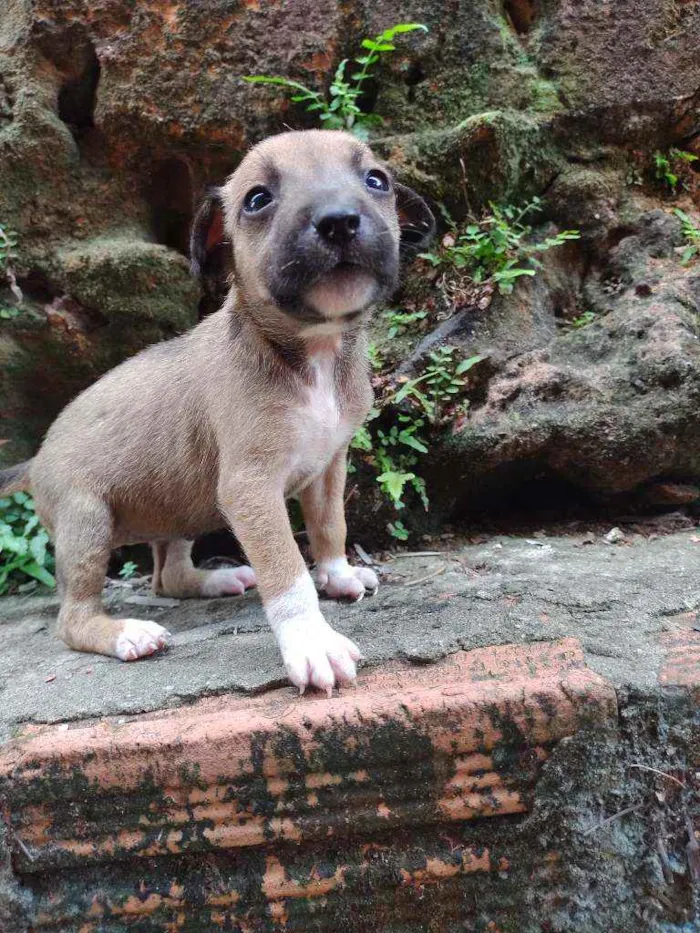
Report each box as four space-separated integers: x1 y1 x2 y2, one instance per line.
0 638 616 930
660 625 700 688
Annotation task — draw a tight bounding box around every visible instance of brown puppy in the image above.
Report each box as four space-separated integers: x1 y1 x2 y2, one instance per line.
0 130 434 694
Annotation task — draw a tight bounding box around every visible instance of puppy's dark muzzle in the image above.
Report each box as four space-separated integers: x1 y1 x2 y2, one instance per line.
268 198 399 319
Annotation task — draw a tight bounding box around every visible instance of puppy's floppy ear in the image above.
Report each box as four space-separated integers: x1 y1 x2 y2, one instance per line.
190 186 225 280
190 187 232 307
395 183 436 258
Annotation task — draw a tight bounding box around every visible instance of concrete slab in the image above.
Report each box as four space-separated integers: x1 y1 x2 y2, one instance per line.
0 527 698 740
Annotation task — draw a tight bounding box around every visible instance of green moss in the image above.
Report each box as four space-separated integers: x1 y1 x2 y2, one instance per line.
54 237 198 330
378 110 561 217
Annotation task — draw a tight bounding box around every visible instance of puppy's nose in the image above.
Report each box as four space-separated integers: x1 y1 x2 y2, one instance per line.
314 208 361 245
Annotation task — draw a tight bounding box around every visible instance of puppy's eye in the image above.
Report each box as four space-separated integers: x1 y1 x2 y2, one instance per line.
365 170 390 192
243 186 273 213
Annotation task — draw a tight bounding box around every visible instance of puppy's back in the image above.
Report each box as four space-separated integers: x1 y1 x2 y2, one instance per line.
30 314 227 529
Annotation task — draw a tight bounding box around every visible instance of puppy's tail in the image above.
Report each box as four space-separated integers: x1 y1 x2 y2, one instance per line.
0 460 32 496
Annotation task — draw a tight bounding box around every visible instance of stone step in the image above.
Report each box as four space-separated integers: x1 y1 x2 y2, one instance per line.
0 638 616 931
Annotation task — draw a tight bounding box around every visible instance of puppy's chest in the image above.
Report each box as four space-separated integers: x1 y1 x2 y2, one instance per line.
287 359 355 488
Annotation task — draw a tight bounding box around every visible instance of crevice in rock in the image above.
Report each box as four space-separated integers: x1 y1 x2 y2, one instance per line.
57 41 100 136
405 61 426 104
405 61 426 87
147 157 194 257
355 76 379 118
503 0 537 35
0 75 15 128
18 270 57 305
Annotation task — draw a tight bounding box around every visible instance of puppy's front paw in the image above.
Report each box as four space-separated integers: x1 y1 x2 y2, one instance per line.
278 615 362 697
316 558 379 601
200 565 257 598
114 619 171 661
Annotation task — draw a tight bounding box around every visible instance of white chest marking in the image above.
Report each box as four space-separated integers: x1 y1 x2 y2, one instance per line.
287 353 349 490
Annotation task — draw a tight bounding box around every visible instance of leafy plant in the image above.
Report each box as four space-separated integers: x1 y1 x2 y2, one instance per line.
118 560 138 581
570 311 596 329
674 208 700 264
387 520 409 541
653 149 698 194
0 222 23 319
244 23 428 139
0 492 55 594
0 301 21 321
385 308 428 339
389 347 483 422
367 341 384 372
352 348 482 539
420 198 580 294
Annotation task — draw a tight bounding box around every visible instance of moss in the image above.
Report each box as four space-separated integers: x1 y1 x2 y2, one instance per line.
53 237 198 330
378 110 561 216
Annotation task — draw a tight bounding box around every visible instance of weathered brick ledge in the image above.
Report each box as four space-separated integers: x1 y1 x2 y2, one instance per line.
0 638 616 931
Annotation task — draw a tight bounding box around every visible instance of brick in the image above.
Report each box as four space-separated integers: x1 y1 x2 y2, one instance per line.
0 637 616 930
660 624 700 688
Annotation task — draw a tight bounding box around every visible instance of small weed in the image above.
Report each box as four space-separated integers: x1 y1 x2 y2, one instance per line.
389 347 483 422
385 308 428 339
118 560 139 581
653 149 698 194
387 519 409 541
0 301 21 320
367 341 384 372
673 208 700 264
420 198 580 294
570 310 596 328
244 23 427 139
626 165 644 188
0 492 55 594
352 348 482 539
0 221 23 318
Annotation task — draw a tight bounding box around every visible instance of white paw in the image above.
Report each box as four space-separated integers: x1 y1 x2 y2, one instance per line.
316 557 379 601
200 565 257 598
278 614 362 696
114 619 171 662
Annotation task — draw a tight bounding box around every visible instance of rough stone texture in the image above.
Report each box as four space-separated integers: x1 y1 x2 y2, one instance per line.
1 528 700 930
1 0 699 532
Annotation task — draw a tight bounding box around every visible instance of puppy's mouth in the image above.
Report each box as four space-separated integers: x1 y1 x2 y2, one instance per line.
301 260 380 321
269 217 399 324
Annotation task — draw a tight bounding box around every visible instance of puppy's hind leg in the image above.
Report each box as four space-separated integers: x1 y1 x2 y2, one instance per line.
55 492 170 661
153 539 256 599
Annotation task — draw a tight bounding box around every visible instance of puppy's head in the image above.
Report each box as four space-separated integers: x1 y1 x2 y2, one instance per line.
191 130 434 332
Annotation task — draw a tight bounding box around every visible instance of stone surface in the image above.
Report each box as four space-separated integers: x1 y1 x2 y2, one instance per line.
2 529 700 930
660 622 700 690
1 526 698 738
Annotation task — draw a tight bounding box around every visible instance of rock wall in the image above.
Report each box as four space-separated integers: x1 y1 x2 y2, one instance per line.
0 0 699 536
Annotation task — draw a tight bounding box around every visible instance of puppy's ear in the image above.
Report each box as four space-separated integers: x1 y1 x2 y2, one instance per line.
395 183 436 258
190 187 232 308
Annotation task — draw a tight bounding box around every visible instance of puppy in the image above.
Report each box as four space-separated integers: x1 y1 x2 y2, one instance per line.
0 130 434 694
